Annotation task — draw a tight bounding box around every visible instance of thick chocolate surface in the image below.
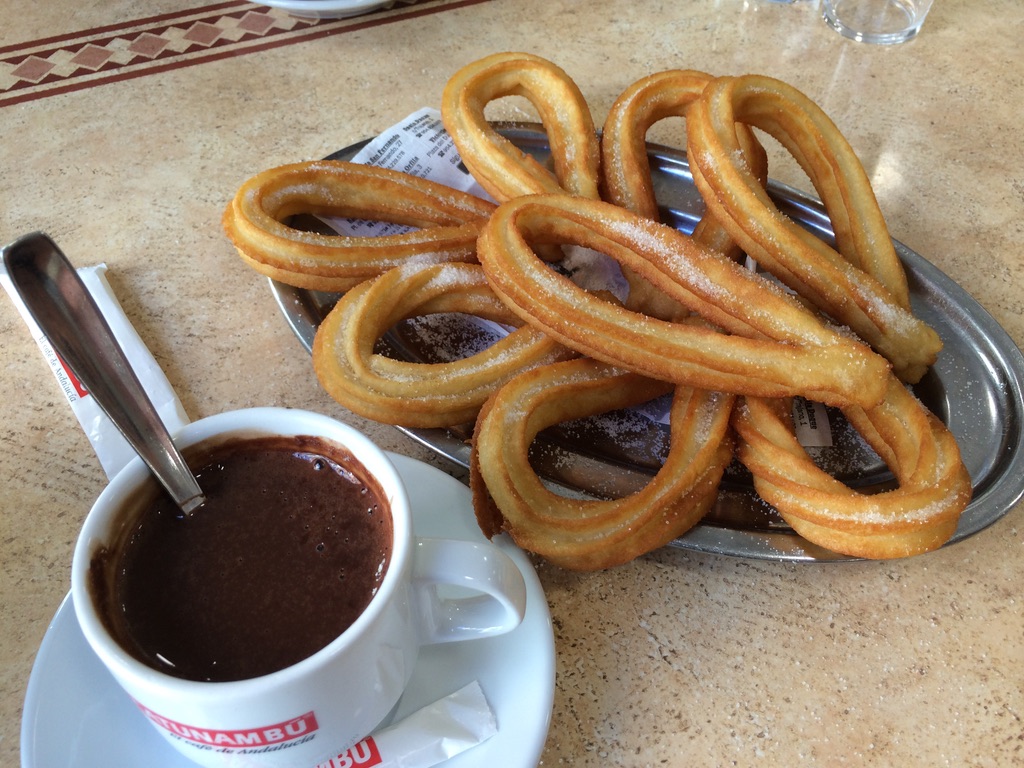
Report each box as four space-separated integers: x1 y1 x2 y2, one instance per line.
92 436 392 682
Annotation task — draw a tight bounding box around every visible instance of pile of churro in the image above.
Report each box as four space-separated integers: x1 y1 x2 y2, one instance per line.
223 52 971 569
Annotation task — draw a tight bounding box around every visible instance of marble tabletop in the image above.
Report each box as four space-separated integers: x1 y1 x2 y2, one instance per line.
2 0 1022 765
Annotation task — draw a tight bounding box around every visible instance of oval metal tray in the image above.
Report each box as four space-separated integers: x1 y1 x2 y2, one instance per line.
268 125 1024 562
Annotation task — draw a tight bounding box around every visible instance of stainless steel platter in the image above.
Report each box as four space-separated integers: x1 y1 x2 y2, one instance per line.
268 125 1024 562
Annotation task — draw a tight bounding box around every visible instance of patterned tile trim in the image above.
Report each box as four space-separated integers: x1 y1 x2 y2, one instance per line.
1 0 488 108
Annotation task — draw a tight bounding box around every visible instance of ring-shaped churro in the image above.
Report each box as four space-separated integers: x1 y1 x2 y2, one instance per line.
601 69 768 254
312 262 572 428
600 69 769 319
478 193 891 408
733 377 972 558
686 74 942 382
441 51 601 202
223 160 495 291
471 357 735 570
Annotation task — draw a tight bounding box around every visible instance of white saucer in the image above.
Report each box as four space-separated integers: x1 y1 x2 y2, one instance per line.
20 454 555 768
255 0 396 20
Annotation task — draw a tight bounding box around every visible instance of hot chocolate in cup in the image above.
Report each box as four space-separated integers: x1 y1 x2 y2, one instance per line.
71 407 527 768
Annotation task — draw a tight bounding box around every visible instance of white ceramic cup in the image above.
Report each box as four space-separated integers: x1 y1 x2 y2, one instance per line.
71 407 527 768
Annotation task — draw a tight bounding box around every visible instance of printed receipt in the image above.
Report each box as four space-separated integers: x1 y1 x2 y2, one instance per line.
323 107 492 240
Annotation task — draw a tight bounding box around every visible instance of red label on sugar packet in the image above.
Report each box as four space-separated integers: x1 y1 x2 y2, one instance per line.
313 680 497 768
44 342 89 399
316 736 384 767
135 703 320 748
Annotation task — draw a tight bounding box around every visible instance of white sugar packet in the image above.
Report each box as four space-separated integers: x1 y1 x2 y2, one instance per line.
0 261 190 479
314 680 496 768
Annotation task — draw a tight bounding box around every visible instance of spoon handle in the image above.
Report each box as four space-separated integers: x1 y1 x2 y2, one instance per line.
3 232 205 513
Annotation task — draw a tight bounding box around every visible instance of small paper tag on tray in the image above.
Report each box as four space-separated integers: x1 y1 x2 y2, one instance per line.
314 680 496 768
793 397 833 448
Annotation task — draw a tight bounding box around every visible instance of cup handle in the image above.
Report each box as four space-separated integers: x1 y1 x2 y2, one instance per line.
411 538 527 645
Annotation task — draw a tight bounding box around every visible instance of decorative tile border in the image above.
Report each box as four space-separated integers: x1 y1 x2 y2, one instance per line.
0 0 487 108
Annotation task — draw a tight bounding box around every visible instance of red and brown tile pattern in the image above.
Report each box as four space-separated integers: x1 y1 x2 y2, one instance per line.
0 0 485 108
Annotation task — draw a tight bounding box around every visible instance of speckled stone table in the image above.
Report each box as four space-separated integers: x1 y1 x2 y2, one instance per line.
2 1 1022 765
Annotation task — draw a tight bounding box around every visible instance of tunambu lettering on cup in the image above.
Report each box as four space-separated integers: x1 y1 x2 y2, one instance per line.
135 702 319 749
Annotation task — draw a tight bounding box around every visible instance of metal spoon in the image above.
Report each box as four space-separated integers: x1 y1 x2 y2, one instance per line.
2 232 205 513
